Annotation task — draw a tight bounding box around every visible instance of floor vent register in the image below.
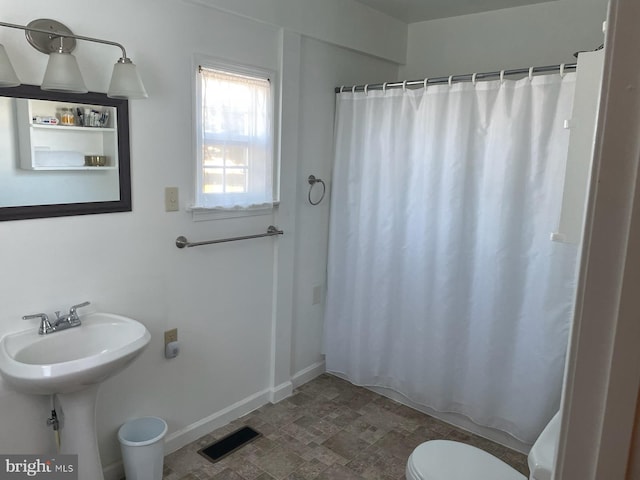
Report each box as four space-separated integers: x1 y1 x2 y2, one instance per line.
198 426 262 463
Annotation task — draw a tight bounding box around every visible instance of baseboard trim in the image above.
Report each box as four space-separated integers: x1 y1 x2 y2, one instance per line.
102 364 326 479
101 387 271 480
291 360 325 388
270 381 293 403
164 388 271 453
102 460 124 480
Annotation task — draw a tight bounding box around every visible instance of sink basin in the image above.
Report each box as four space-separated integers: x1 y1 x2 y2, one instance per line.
0 311 151 479
0 312 151 394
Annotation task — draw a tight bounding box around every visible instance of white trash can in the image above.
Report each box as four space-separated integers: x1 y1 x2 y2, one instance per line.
118 417 168 480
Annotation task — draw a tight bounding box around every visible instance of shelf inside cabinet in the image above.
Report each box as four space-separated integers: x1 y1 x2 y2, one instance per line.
30 124 116 132
28 165 118 171
16 98 119 171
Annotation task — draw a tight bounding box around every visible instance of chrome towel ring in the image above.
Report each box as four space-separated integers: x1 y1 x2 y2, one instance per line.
308 175 326 205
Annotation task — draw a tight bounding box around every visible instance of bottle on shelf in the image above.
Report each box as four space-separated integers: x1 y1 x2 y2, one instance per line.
60 108 75 126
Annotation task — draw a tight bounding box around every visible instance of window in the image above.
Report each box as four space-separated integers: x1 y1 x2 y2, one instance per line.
195 63 275 211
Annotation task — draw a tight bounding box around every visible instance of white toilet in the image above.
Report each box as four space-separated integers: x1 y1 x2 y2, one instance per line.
406 412 560 480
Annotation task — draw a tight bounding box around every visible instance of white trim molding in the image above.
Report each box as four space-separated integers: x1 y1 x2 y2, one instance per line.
101 388 271 480
103 360 326 479
270 380 294 403
556 1 640 478
292 360 326 388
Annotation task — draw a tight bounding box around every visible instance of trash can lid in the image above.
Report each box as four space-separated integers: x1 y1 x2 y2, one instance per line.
118 416 168 447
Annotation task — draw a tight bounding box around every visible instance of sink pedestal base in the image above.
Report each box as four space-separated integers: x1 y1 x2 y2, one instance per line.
57 384 104 480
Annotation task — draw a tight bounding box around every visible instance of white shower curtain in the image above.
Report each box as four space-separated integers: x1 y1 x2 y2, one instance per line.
324 74 578 444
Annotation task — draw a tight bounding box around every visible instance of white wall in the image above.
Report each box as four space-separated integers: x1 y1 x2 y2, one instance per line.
292 36 398 375
186 0 407 64
400 0 609 80
0 0 399 475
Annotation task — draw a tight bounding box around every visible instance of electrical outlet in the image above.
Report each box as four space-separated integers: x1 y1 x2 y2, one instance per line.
165 187 179 212
164 328 178 346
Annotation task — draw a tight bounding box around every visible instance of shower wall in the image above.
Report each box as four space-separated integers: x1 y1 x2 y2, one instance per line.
400 0 609 80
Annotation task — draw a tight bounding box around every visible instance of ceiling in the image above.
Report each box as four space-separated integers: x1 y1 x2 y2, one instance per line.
353 0 557 23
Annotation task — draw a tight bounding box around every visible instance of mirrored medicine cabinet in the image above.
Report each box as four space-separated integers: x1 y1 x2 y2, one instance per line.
0 84 131 221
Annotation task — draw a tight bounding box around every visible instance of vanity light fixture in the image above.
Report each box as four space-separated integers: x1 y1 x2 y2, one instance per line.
0 43 20 87
0 18 148 99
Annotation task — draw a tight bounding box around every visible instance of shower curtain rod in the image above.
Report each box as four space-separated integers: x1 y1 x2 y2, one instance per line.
335 62 577 94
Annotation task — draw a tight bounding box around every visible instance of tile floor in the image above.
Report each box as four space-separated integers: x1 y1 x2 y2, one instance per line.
163 374 529 480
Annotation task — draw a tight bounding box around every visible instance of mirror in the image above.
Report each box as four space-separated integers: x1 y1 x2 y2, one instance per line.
0 84 131 221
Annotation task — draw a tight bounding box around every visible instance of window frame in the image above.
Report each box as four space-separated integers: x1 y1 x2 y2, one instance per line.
192 55 279 221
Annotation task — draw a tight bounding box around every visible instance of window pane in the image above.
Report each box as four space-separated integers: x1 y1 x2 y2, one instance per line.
203 167 224 193
196 66 274 209
202 145 247 168
225 146 248 166
202 71 269 140
203 145 224 167
225 167 248 193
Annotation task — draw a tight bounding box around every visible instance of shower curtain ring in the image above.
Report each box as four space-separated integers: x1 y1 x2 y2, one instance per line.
559 63 566 78
402 80 407 92
339 86 345 93
423 78 429 90
307 175 326 206
500 70 505 83
383 82 388 94
472 73 478 85
352 85 357 94
529 67 535 81
448 75 454 87
364 84 369 95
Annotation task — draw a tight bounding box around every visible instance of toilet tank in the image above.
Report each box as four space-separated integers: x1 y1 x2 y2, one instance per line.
528 412 561 480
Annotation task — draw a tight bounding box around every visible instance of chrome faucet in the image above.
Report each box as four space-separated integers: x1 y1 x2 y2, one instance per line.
23 301 90 335
22 313 53 335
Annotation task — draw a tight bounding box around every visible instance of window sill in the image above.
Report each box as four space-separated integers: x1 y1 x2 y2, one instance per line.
189 202 279 222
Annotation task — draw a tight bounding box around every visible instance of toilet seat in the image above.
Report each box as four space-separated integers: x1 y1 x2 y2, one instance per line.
406 440 526 480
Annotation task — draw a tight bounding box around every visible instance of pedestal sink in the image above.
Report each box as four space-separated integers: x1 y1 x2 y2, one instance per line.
0 312 151 480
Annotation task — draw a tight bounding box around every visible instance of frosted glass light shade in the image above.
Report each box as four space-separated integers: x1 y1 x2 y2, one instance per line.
0 44 20 87
108 60 148 99
41 52 88 93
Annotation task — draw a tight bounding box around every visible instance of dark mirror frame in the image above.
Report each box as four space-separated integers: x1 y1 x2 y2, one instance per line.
0 84 131 222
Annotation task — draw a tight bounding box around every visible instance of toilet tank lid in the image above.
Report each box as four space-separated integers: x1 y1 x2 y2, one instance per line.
528 412 561 480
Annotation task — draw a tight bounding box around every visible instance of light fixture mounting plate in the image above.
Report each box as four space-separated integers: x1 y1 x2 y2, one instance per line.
25 19 76 54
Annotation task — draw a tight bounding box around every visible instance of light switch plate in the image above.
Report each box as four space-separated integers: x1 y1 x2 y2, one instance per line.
165 187 179 212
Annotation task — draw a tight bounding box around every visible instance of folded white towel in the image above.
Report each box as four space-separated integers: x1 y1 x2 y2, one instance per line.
33 150 85 167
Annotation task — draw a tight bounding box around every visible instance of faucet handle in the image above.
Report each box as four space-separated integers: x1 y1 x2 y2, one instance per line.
69 301 90 319
23 313 52 335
